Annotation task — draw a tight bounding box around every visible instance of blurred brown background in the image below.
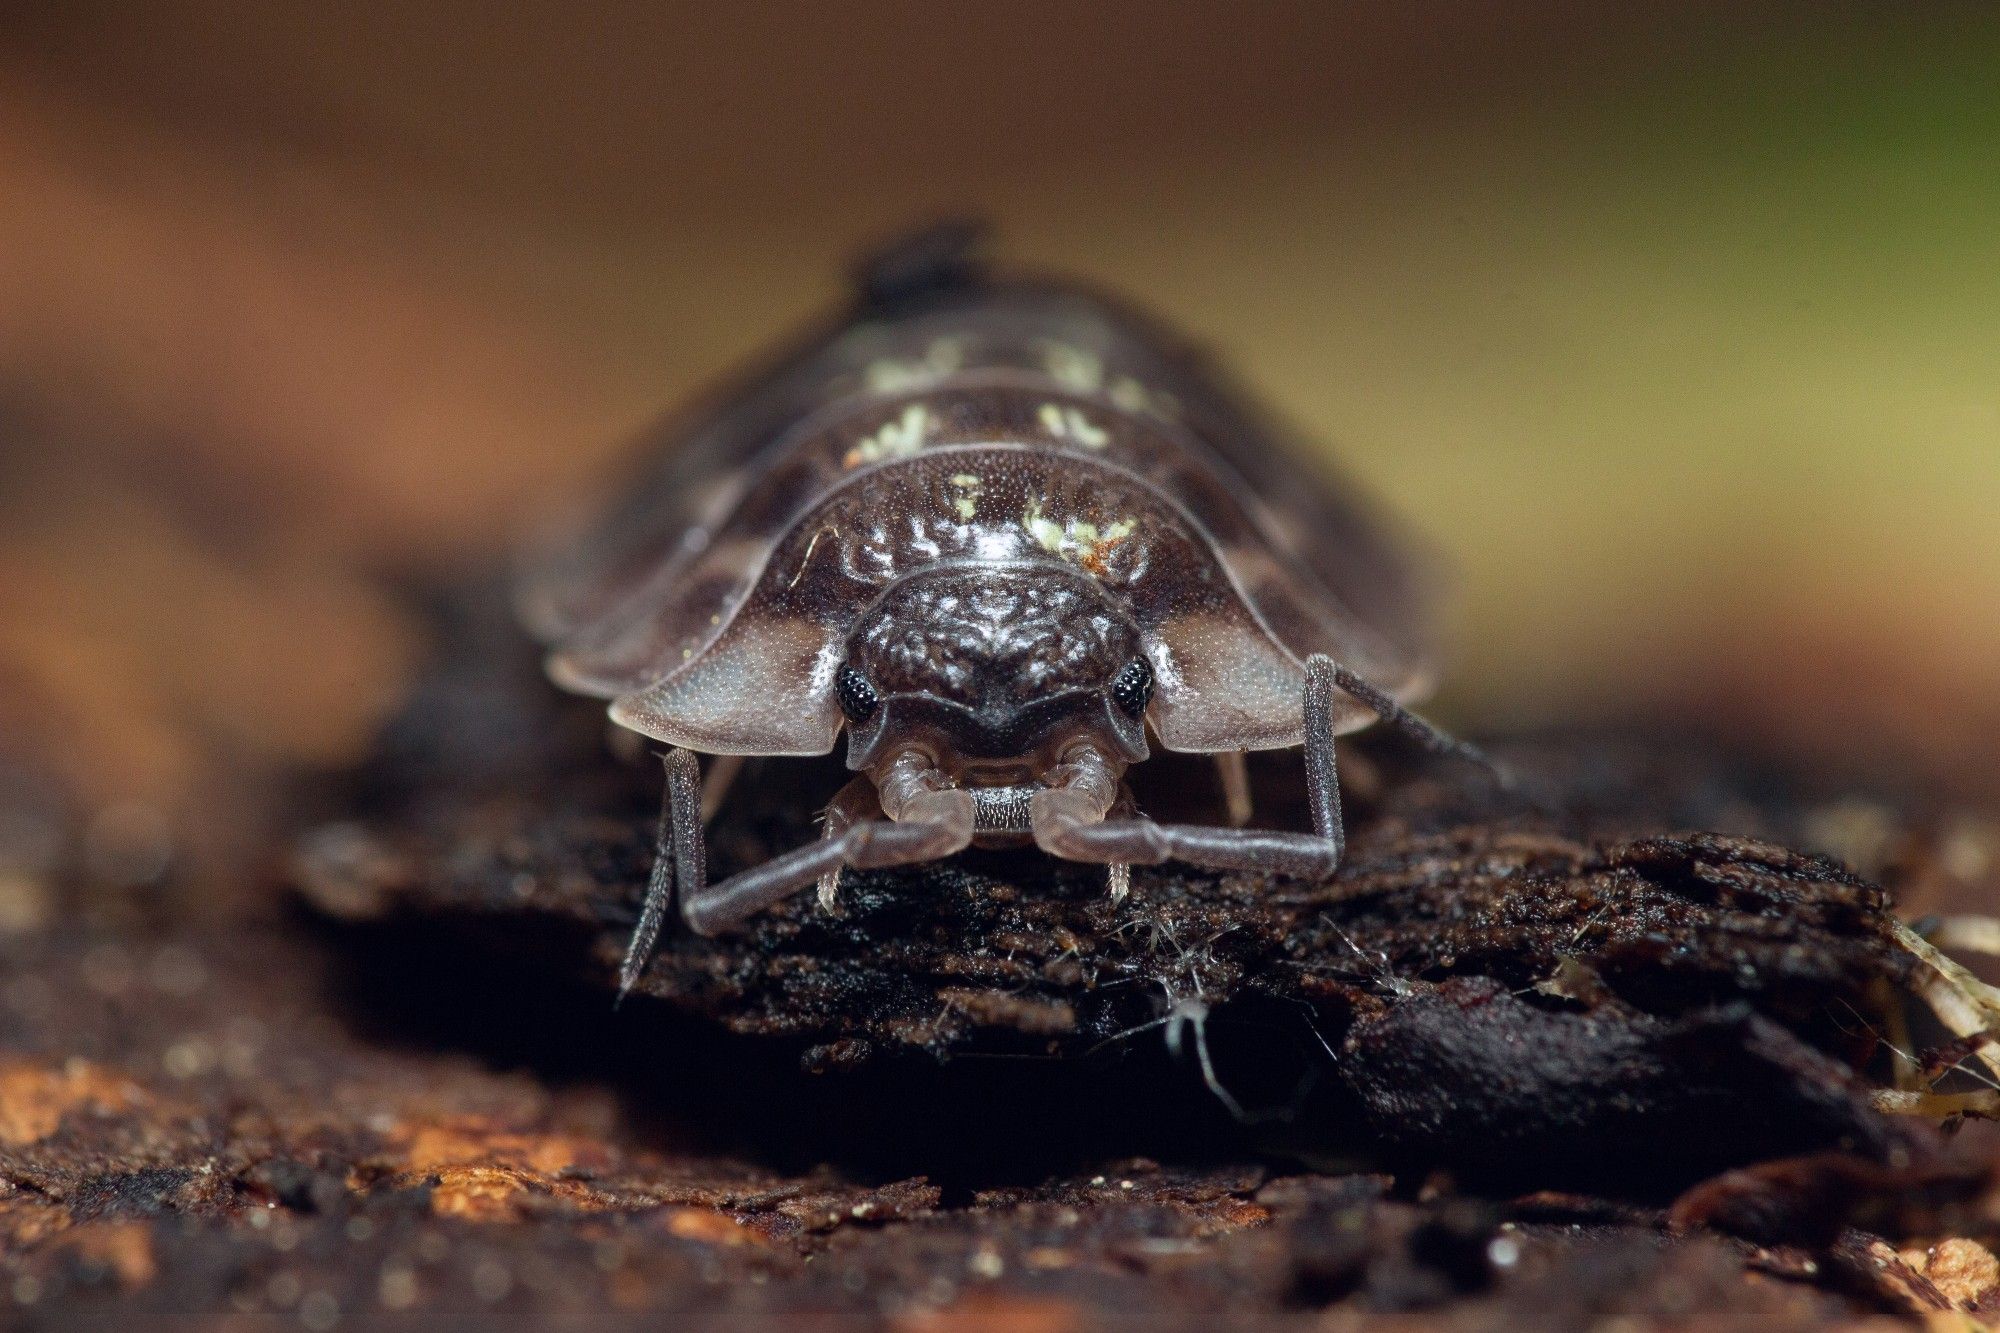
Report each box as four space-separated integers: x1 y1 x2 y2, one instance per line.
1 2 1996 876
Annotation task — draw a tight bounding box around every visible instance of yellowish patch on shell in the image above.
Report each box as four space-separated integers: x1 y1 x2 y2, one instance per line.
948 473 983 521
1034 340 1178 420
843 404 931 468
1037 340 1103 394
1020 497 1137 575
1107 374 1181 420
1037 402 1109 448
862 337 965 394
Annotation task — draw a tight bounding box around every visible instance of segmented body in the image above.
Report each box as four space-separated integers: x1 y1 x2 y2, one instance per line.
526 272 1438 760
519 234 1476 949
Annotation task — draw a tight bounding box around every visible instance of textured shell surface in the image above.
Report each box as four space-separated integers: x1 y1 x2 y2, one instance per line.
521 261 1439 759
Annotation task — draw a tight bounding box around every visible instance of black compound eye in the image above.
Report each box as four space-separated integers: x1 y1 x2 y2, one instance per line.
835 665 879 723
1109 657 1154 719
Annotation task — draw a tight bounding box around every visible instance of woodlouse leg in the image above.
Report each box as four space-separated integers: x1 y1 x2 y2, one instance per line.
699 753 747 824
1105 785 1141 902
679 786 976 937
1032 658 1496 885
1032 800 1345 880
1303 655 1344 849
1032 664 1349 883
814 776 884 915
1214 751 1252 828
618 747 706 1003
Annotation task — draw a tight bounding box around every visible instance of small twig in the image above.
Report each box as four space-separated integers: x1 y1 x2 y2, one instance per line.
1891 918 2000 1085
1921 914 2000 958
1870 1087 2000 1118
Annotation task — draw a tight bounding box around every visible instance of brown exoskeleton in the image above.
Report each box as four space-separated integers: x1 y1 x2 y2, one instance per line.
519 226 1492 995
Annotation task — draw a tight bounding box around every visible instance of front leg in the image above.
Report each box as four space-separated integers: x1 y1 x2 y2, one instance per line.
1032 798 1345 881
680 785 975 936
815 775 884 914
1031 656 1349 884
619 747 706 1002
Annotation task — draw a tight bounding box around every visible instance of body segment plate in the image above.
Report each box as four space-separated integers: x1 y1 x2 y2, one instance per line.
523 278 1439 755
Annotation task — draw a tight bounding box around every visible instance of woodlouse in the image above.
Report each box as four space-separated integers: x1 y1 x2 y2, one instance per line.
519 226 1491 991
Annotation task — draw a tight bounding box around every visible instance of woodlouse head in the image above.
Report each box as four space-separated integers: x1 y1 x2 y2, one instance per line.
837 564 1152 782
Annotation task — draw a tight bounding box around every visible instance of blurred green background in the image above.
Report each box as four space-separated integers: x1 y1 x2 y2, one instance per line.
0 2 1995 841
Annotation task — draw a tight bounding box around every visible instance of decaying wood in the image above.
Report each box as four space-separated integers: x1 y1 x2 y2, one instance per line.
5 595 2000 1327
